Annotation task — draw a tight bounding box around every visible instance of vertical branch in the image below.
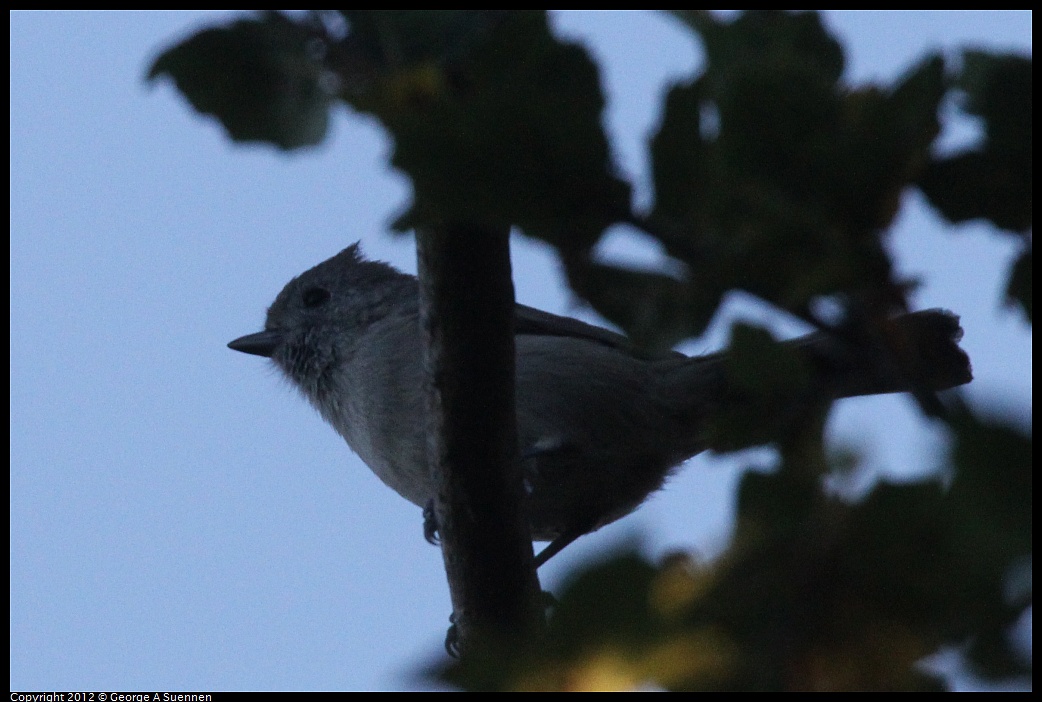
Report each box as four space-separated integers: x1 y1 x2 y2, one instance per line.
416 223 543 654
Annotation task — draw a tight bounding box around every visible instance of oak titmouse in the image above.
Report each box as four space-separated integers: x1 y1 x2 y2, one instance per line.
229 244 972 564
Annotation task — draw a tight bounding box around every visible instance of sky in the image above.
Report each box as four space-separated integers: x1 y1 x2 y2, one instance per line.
10 10 1032 692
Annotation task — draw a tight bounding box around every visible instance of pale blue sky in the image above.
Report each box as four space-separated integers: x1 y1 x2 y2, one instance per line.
10 10 1031 691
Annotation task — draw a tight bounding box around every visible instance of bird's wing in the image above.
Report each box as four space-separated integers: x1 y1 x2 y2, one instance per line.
514 303 684 358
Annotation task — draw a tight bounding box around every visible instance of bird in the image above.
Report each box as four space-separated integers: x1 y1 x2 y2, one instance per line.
229 244 973 566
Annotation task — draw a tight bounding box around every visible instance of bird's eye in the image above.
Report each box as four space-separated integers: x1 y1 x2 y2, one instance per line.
301 287 331 308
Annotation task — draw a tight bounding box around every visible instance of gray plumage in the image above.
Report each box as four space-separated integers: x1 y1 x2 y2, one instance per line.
229 244 972 560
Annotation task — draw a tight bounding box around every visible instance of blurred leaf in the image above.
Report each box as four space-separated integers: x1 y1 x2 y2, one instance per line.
548 553 662 649
437 552 737 691
725 324 813 397
647 10 936 331
1005 248 1032 322
919 151 1033 232
840 482 956 628
705 324 819 452
347 11 631 250
839 55 946 231
734 470 818 542
709 471 955 690
565 263 719 354
958 51 1033 158
148 13 332 149
671 10 844 85
335 10 510 68
944 404 1033 678
947 405 1032 573
919 52 1032 232
964 623 1032 681
648 79 708 235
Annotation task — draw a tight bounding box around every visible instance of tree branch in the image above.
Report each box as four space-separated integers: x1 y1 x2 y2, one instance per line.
416 223 544 654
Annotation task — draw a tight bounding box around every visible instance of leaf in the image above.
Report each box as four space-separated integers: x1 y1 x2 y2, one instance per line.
839 55 946 231
1005 248 1032 322
734 470 818 540
565 262 720 352
335 10 511 68
958 51 1033 158
918 51 1032 232
705 323 819 452
943 405 1033 678
946 405 1033 571
648 10 928 326
670 10 844 85
649 79 708 234
919 150 1033 231
724 324 813 397
436 551 737 691
148 13 333 150
345 11 632 250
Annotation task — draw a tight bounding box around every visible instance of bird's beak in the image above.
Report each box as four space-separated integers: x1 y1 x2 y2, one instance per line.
228 330 283 358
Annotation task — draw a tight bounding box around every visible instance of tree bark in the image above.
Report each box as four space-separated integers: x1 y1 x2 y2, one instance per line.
416 224 543 654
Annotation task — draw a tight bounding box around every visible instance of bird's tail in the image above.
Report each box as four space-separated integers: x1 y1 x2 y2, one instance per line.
655 309 972 453
782 308 972 399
